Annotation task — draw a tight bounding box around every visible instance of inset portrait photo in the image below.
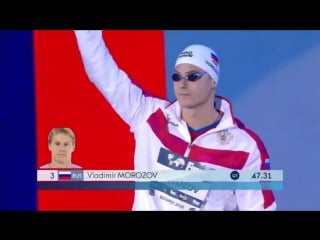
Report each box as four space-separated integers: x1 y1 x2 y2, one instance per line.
40 127 82 169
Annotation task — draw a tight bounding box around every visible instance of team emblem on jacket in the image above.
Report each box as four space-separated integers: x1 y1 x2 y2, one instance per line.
217 130 233 145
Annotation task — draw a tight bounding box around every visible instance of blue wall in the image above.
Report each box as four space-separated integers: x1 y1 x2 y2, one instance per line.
165 30 320 210
0 30 37 210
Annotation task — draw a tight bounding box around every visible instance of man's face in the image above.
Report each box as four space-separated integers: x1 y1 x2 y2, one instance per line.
48 133 75 163
173 63 215 109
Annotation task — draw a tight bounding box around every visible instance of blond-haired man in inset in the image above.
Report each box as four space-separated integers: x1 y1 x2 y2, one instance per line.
40 127 81 169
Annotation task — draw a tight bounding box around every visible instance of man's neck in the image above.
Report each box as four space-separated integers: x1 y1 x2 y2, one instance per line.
182 107 221 130
50 161 72 168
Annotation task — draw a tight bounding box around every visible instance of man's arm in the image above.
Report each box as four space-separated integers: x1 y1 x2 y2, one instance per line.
74 30 165 130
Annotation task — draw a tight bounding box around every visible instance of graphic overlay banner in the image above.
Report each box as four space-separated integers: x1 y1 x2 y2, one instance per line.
38 169 283 190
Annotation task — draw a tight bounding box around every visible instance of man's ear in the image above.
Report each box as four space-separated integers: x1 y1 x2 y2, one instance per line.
212 80 217 89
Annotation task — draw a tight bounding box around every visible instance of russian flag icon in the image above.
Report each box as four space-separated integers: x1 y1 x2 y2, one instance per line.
211 52 219 65
264 159 271 169
58 171 72 181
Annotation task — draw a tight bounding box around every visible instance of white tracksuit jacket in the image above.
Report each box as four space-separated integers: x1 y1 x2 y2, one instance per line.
74 30 277 211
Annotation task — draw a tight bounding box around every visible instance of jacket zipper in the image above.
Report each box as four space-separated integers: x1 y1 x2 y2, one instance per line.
184 143 193 157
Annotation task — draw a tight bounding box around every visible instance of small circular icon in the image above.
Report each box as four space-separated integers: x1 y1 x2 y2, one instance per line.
230 171 240 180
